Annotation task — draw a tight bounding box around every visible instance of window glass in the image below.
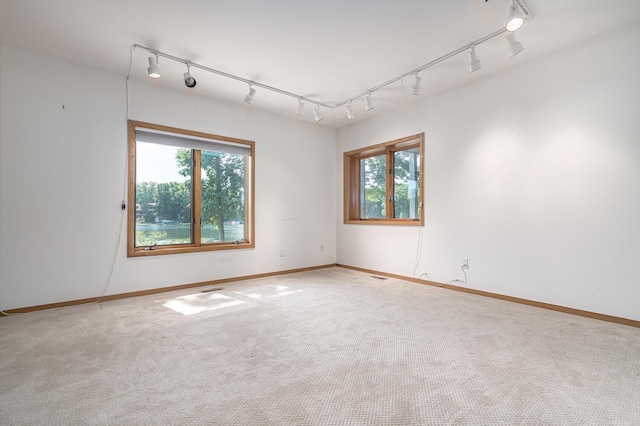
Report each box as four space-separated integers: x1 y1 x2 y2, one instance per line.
359 155 386 219
200 150 246 243
135 143 192 247
393 147 420 219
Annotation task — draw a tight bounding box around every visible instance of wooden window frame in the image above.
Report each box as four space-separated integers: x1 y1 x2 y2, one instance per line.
127 120 255 257
344 133 424 226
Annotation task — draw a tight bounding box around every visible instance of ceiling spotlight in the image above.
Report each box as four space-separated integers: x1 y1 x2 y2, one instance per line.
345 101 356 119
505 3 525 32
244 85 256 105
313 105 324 123
295 99 305 116
183 64 196 88
364 93 375 111
410 74 422 95
147 55 161 79
468 46 482 73
506 32 524 58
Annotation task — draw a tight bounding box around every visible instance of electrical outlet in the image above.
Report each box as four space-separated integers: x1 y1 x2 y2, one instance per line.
320 244 324 252
462 258 469 269
279 250 285 258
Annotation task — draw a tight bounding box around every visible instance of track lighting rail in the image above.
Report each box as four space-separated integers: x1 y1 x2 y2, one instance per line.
132 0 532 115
133 44 331 107
336 28 507 109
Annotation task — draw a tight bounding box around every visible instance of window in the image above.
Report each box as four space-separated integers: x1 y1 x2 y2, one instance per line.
344 133 424 225
128 121 254 256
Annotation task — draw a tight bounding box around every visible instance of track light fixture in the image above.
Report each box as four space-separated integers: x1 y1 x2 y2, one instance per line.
468 46 482 73
506 32 524 58
364 93 375 111
244 84 256 105
147 55 161 79
132 0 534 121
505 2 525 32
345 101 356 119
183 64 196 88
313 104 324 123
410 74 422 95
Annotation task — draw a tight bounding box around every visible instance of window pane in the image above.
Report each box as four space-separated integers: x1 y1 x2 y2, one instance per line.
200 150 246 243
135 142 192 247
359 155 386 219
394 147 420 219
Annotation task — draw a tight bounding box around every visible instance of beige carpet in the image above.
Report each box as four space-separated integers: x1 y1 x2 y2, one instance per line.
1 267 639 425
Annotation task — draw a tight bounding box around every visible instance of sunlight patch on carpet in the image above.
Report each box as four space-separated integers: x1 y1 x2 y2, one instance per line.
158 285 303 315
233 285 303 299
159 292 246 315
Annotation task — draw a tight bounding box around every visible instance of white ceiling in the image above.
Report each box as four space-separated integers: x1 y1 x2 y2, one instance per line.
2 0 640 128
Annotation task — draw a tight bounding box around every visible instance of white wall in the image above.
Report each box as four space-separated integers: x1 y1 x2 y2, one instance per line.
336 24 640 321
2 23 639 321
0 45 336 310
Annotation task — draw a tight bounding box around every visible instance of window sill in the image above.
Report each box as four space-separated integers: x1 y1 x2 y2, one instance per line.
128 241 255 257
343 219 423 226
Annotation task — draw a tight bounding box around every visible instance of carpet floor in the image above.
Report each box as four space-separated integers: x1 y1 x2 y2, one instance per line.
1 267 639 425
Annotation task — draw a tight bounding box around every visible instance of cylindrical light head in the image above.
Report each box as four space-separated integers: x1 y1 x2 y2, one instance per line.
364 93 374 111
410 75 422 95
244 86 256 105
295 99 305 116
468 47 482 73
345 102 356 119
313 105 324 123
147 56 161 79
506 32 524 58
183 68 196 88
505 5 524 32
